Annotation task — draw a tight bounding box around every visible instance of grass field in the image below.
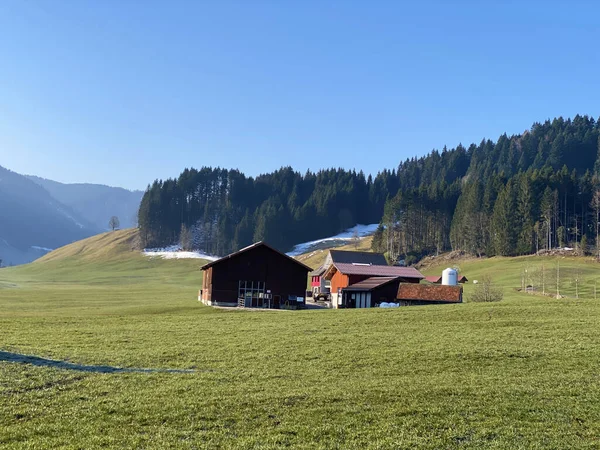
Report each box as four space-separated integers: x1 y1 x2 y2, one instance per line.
1 230 600 448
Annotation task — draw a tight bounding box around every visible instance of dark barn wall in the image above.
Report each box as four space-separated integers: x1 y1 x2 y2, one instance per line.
207 245 309 304
371 281 402 304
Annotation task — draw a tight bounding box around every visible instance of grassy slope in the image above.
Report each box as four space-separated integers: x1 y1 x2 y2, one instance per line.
1 232 600 448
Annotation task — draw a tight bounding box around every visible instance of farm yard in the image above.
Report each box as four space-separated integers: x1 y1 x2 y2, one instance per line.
1 230 600 448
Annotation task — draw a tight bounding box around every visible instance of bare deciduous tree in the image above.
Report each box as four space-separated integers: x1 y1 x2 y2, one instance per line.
352 229 360 249
470 275 503 302
109 216 120 231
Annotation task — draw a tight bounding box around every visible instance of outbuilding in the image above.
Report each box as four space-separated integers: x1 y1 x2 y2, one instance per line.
199 242 312 308
339 276 402 308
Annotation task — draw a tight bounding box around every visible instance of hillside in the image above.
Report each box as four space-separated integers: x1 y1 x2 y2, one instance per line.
27 176 143 230
9 228 208 288
0 165 99 266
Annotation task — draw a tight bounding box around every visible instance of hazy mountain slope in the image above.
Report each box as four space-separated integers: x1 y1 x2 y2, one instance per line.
0 166 99 265
27 176 143 230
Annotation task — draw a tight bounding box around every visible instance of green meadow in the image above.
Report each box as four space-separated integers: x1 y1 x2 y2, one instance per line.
1 230 600 448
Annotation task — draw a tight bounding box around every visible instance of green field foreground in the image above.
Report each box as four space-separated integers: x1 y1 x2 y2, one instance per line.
1 233 600 448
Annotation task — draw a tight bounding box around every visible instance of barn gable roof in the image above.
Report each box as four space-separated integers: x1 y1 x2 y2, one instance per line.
397 284 462 303
324 263 424 280
201 242 313 272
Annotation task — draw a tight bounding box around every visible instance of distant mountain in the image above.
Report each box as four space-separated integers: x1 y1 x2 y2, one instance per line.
27 176 143 231
0 165 100 265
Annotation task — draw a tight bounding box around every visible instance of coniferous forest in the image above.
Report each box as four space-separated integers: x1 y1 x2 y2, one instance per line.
138 115 600 260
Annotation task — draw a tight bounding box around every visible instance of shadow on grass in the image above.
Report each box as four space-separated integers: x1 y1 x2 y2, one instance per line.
0 351 196 374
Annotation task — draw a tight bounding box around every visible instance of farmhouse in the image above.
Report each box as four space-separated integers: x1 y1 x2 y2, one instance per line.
310 250 387 298
324 261 424 308
199 242 312 309
397 284 463 306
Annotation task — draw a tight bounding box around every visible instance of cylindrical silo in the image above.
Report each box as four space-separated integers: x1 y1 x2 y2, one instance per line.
442 268 458 286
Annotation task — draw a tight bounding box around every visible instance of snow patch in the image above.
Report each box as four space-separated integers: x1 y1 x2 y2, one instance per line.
31 246 53 252
143 245 219 261
287 223 380 256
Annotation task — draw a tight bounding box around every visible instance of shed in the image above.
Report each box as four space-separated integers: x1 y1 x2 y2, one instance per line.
340 277 402 308
200 242 312 308
396 284 463 306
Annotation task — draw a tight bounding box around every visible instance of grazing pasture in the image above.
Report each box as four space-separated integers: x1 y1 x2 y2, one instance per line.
1 231 600 448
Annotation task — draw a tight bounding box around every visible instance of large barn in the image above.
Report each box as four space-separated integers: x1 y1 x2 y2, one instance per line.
199 242 312 309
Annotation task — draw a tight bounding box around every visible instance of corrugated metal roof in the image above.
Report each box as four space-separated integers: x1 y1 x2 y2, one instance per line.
201 241 313 272
330 263 424 279
345 276 399 291
329 250 387 265
397 284 462 303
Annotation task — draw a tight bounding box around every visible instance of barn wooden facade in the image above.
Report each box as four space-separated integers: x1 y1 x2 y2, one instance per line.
200 242 312 308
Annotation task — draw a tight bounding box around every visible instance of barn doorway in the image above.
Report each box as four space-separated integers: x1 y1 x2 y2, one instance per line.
238 281 266 308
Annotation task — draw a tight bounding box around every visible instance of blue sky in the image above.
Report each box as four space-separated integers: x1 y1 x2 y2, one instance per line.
0 1 598 190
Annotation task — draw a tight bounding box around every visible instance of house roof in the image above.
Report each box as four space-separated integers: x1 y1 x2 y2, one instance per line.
344 276 400 291
397 284 462 303
201 241 313 272
329 250 387 265
310 265 327 277
325 262 424 279
424 276 442 283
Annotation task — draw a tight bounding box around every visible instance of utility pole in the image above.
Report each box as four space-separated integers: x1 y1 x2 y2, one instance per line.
556 261 560 299
542 263 545 295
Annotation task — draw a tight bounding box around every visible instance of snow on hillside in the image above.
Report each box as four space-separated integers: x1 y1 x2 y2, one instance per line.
287 223 379 256
143 245 219 261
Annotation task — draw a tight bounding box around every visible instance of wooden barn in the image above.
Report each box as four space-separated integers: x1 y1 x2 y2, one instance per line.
396 284 463 306
199 242 312 309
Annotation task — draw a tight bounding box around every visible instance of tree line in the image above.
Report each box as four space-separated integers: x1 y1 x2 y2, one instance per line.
138 167 398 255
372 115 600 262
139 115 600 260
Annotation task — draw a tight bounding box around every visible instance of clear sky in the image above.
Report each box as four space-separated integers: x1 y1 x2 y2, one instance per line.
0 1 598 190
